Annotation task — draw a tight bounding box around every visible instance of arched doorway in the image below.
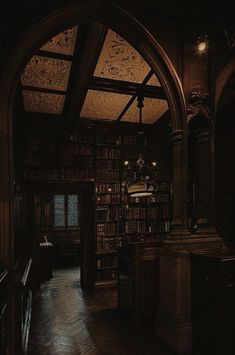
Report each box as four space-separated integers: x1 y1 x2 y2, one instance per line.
0 1 187 353
0 0 187 266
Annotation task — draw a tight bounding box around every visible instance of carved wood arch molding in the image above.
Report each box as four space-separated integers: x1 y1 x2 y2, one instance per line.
0 0 186 132
187 87 214 129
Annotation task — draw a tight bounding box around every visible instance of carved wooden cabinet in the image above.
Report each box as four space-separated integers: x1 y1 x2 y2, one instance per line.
191 251 235 355
117 241 162 322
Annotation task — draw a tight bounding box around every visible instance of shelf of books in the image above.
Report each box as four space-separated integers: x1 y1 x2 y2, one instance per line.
94 129 121 287
23 119 170 288
121 131 170 246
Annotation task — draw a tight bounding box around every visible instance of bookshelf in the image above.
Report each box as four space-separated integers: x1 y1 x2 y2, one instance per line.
23 119 170 287
95 128 122 286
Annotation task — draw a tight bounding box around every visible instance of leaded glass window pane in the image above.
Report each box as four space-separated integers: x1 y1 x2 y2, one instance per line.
67 194 79 226
54 194 65 226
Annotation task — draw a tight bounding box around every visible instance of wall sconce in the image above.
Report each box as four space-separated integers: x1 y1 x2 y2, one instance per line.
196 35 208 53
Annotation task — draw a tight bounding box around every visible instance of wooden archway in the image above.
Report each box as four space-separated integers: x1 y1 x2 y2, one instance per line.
0 0 187 265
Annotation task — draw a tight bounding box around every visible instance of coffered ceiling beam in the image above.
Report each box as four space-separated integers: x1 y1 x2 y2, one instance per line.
21 85 67 96
65 23 108 126
89 76 166 99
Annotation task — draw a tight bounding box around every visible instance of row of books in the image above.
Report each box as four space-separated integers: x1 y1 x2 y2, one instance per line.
97 194 120 205
69 131 94 143
148 205 169 219
62 143 93 156
124 220 147 233
96 206 121 221
96 134 121 145
60 168 95 180
148 220 170 232
124 207 146 219
97 222 118 236
96 236 118 250
96 146 120 159
96 159 120 170
96 170 120 181
96 182 120 193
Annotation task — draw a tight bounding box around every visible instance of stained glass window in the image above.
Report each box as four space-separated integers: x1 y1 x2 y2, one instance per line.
53 194 79 228
54 195 65 226
67 194 79 226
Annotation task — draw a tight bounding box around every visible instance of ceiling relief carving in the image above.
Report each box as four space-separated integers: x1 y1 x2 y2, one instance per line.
21 55 71 91
95 30 159 84
80 90 131 120
40 26 78 55
23 90 65 114
122 97 168 124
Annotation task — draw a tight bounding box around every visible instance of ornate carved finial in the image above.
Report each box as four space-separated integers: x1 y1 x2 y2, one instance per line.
188 87 211 120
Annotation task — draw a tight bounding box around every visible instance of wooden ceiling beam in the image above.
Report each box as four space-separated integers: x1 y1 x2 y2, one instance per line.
21 85 67 96
89 76 166 99
36 50 73 62
64 23 108 126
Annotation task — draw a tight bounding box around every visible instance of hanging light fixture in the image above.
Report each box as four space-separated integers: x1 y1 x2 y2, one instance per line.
123 95 158 198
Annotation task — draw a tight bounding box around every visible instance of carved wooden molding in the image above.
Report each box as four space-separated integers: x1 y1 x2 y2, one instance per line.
187 88 211 120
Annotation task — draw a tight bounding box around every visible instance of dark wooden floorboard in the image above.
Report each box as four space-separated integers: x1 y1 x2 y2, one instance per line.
27 267 174 355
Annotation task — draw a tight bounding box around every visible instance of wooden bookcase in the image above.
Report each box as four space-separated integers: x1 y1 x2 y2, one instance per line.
22 118 170 288
95 128 121 287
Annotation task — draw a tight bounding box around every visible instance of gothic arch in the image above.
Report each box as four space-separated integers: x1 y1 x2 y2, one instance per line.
0 0 187 265
0 0 186 132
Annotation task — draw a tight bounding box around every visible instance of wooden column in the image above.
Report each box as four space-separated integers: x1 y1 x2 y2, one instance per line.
170 129 189 236
155 128 222 354
195 129 214 232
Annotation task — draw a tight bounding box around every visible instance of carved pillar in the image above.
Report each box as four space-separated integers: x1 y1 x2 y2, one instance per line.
155 116 222 355
195 129 213 231
170 130 189 236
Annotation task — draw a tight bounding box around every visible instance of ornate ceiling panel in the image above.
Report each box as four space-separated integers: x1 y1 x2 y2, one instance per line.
122 97 168 124
22 90 65 114
21 55 71 91
94 30 159 84
40 26 78 55
80 90 131 120
147 74 161 86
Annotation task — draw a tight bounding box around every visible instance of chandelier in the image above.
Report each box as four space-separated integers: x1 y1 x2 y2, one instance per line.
122 95 158 198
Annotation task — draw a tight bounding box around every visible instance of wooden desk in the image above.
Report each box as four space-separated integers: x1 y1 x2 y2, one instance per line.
118 241 162 322
39 242 54 282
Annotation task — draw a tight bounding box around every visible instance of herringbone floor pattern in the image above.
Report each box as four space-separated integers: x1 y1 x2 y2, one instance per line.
27 267 174 355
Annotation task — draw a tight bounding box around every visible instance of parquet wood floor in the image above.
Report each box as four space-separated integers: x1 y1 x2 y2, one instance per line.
27 267 174 355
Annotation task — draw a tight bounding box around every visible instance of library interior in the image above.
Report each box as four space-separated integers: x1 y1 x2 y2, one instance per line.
0 1 235 354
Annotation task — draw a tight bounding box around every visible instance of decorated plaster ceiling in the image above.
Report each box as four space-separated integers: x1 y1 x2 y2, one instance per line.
80 90 131 120
20 26 167 123
122 97 168 124
147 74 161 86
94 29 160 85
40 26 78 55
21 55 71 91
22 90 65 114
